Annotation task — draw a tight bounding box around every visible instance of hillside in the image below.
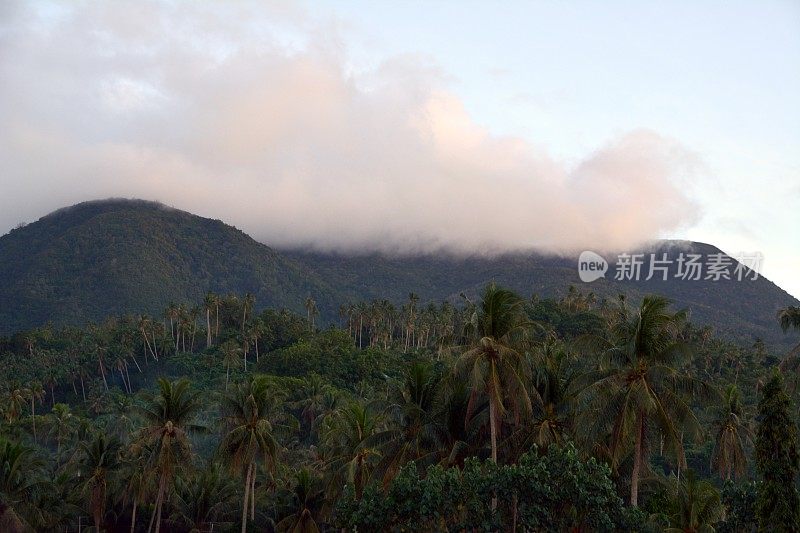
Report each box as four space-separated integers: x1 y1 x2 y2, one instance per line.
0 199 340 332
283 244 799 351
0 199 796 351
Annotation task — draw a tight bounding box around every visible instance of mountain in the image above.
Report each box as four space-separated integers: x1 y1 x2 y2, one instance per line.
283 246 799 351
0 199 797 351
0 199 340 332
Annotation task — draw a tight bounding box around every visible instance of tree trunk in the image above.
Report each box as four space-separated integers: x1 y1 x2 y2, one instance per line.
130 499 137 533
207 309 212 348
489 396 498 511
630 410 644 507
251 466 256 520
99 357 108 391
241 462 253 533
148 475 166 533
31 398 36 442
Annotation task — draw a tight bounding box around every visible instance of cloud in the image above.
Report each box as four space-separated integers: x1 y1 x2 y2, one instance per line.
0 0 701 255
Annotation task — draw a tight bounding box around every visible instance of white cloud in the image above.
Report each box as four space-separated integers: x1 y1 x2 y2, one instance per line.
0 0 701 254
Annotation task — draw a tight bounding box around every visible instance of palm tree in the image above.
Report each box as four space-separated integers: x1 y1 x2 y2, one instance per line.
4 387 26 423
79 433 121 532
217 376 281 533
28 381 45 442
580 295 711 506
322 401 381 500
305 297 318 332
168 464 238 532
368 361 442 486
507 341 576 458
663 470 724 532
204 293 216 349
0 438 44 532
221 340 243 390
293 373 337 436
777 306 800 380
134 378 203 533
710 385 751 480
275 468 326 533
242 293 255 332
45 403 75 461
455 284 534 467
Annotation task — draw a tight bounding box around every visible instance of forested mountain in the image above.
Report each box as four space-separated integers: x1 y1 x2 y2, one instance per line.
1 199 797 352
0 200 340 333
285 243 798 351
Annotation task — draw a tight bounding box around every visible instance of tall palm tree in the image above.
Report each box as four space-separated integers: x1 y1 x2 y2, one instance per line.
204 293 216 349
455 284 534 467
218 376 281 533
305 297 318 332
134 378 203 533
710 385 751 480
580 295 711 506
79 433 121 532
242 293 255 332
221 341 243 390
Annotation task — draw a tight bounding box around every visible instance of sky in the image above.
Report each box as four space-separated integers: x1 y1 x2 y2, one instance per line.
0 0 798 297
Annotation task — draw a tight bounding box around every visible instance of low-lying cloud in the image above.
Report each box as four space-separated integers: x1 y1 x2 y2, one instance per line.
0 1 701 255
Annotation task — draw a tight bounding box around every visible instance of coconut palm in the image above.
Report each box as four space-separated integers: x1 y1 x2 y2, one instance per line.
168 464 238 532
579 295 712 506
242 293 255 332
45 403 76 461
368 361 443 486
710 385 751 480
275 468 326 533
221 341 243 390
293 373 338 437
28 381 45 442
134 378 203 533
78 432 121 532
305 297 318 331
204 293 216 349
455 284 535 467
322 401 382 500
217 376 281 533
0 438 44 532
663 470 724 533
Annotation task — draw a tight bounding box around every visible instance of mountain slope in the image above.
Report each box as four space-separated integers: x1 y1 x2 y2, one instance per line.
0 199 796 352
283 244 799 351
0 199 340 332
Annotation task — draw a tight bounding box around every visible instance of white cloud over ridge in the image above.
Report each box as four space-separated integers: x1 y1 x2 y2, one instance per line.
0 1 701 255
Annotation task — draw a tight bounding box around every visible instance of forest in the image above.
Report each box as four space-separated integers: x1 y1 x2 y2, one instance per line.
1 285 799 532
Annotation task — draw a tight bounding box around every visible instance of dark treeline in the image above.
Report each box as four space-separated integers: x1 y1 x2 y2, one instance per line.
1 286 800 532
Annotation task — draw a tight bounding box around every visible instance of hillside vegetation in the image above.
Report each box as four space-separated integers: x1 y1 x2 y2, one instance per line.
2 287 800 531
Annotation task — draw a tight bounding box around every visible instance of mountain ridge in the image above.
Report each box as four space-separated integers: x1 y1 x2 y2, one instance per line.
1 199 797 351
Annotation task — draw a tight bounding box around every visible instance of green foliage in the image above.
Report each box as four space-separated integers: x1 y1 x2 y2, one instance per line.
755 371 800 531
0 282 796 531
719 480 758 533
336 445 628 531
